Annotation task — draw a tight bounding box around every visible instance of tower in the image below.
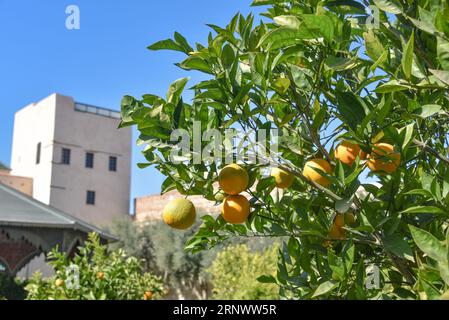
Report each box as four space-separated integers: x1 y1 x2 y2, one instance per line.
10 93 132 227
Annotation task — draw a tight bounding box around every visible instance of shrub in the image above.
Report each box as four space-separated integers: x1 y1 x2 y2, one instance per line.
25 233 164 300
0 274 26 300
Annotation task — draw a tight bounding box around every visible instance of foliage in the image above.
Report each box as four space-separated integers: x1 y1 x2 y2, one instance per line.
208 244 279 300
110 217 276 299
121 0 449 299
25 233 164 300
0 274 26 300
111 218 213 299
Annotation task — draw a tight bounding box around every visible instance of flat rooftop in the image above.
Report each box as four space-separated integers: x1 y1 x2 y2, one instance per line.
74 102 121 119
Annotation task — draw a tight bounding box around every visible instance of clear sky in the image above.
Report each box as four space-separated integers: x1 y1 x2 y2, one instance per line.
0 0 263 207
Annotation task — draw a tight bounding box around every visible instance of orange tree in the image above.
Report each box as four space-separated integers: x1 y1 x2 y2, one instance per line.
120 0 449 299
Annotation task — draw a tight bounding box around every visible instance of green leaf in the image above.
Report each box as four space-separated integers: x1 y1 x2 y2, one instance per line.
373 0 402 14
258 27 307 49
429 69 449 85
148 39 184 53
400 123 414 150
325 56 358 71
335 91 367 131
324 0 366 14
401 206 448 216
166 78 189 105
437 37 449 71
414 104 442 118
257 275 277 284
312 280 339 298
364 30 384 62
178 56 212 74
409 225 447 263
221 44 235 68
375 80 411 93
256 176 275 192
272 77 291 94
403 189 433 197
273 15 301 29
174 32 193 53
402 31 414 80
383 234 415 262
299 14 334 42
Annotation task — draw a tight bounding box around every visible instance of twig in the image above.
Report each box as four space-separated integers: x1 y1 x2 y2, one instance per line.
413 139 449 165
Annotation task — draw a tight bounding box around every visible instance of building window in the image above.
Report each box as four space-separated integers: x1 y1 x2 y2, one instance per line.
36 143 41 165
85 152 94 168
61 148 71 165
86 191 96 205
109 156 117 172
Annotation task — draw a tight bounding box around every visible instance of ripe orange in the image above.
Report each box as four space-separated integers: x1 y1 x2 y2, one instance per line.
218 164 249 195
55 279 64 287
346 212 356 225
334 213 345 228
271 167 294 189
303 159 333 187
162 198 196 230
328 224 346 240
334 212 356 228
335 141 366 166
143 291 153 300
221 195 250 224
367 143 400 174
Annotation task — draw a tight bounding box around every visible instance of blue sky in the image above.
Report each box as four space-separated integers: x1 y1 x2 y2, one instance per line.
0 0 263 207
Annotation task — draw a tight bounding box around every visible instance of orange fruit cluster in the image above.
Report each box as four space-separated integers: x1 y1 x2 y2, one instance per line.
219 164 250 224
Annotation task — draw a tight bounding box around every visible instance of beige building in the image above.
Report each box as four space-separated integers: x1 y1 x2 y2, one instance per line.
0 163 33 196
134 190 220 223
10 93 132 227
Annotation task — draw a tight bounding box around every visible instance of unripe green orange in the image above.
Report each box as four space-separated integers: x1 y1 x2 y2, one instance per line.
162 198 196 230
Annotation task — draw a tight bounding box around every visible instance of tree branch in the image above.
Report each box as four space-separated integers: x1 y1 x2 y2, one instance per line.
413 139 449 165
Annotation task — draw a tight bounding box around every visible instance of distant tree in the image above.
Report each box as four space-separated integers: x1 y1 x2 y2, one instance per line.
208 244 279 300
111 217 278 299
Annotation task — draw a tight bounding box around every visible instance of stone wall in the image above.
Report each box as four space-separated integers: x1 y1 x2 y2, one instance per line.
134 190 220 223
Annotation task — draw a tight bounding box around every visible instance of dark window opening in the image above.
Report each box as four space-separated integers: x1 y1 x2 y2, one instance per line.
85 152 94 168
86 191 96 205
36 143 41 165
62 148 71 165
109 156 117 172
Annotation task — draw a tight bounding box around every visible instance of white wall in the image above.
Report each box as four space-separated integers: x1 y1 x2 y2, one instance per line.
11 94 57 205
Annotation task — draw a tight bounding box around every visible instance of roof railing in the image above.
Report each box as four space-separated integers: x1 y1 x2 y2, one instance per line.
74 103 121 119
